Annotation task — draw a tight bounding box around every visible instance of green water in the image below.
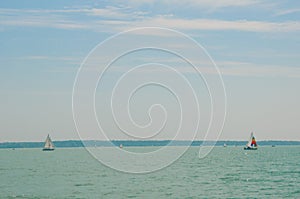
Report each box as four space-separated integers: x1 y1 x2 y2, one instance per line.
0 146 299 198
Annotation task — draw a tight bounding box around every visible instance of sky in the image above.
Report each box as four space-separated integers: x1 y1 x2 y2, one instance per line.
0 0 300 142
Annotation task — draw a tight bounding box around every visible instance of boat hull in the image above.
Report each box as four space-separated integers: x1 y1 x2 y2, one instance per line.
244 147 257 150
42 148 55 151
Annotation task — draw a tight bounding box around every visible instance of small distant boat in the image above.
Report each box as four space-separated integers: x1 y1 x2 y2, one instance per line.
43 134 55 151
244 132 258 150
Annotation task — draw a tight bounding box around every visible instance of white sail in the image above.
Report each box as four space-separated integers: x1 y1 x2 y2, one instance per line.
246 132 254 147
43 134 54 150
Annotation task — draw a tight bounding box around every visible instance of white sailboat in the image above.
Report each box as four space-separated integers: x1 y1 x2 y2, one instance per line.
43 134 55 151
244 132 258 150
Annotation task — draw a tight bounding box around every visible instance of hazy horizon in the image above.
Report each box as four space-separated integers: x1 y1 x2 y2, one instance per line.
1 137 300 143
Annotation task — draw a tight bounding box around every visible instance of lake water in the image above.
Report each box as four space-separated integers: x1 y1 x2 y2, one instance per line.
0 146 299 198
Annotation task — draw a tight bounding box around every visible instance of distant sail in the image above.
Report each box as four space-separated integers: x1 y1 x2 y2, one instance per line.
43 134 55 151
246 132 253 147
244 132 258 150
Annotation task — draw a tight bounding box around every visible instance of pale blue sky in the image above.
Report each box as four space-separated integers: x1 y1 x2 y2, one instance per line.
0 0 300 141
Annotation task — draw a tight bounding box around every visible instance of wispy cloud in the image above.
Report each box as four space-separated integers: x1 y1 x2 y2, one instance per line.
19 55 80 61
134 17 300 32
0 16 87 30
1 8 300 33
0 6 145 20
124 0 262 8
217 61 300 78
0 7 134 31
274 8 300 16
78 58 300 78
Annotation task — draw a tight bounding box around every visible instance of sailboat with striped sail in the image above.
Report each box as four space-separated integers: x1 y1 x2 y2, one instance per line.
244 132 258 150
43 134 55 151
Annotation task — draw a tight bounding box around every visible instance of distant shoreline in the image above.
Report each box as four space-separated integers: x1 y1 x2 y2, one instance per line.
1 140 300 149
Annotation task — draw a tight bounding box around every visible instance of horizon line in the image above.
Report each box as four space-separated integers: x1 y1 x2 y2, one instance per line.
1 139 300 143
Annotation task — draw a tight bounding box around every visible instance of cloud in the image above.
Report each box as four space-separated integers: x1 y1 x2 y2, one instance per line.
78 57 300 78
0 15 87 30
20 55 80 62
217 61 300 78
124 0 262 8
274 8 300 16
0 7 140 31
1 8 300 33
134 17 300 32
0 6 145 20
